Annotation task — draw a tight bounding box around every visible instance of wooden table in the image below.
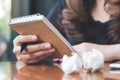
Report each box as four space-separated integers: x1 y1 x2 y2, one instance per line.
0 61 120 80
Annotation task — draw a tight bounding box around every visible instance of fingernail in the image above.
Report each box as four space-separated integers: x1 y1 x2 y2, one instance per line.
44 43 51 48
31 36 37 40
48 48 55 52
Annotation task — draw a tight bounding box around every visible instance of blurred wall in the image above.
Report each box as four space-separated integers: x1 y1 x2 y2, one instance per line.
30 0 56 16
11 0 30 17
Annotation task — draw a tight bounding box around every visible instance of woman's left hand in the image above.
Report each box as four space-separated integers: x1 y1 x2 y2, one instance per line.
73 42 119 62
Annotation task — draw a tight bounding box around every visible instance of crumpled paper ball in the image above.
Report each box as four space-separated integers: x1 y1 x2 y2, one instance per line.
61 53 82 74
82 49 104 72
60 49 104 74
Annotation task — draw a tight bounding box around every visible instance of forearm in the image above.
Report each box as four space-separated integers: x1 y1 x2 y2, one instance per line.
91 43 120 61
110 44 120 60
73 42 120 62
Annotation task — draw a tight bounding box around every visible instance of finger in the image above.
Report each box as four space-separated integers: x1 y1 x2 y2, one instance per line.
18 48 55 63
26 58 41 64
13 46 21 54
21 43 52 54
13 35 38 46
13 35 38 54
26 54 52 64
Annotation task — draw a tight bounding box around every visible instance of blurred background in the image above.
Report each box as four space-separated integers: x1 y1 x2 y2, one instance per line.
0 0 57 62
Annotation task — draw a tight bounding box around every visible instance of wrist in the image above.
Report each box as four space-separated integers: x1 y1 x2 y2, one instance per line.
98 44 117 62
115 52 120 61
113 44 120 60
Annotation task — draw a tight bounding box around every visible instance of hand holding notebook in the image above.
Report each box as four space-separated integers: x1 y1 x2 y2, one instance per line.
9 13 75 58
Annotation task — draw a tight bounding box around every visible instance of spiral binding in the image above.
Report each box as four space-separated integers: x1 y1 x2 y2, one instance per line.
9 13 43 25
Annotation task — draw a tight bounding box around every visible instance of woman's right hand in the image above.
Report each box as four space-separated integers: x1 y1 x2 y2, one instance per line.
13 35 56 64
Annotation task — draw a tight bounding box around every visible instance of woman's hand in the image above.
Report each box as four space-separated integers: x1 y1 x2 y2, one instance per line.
73 42 119 62
13 35 56 64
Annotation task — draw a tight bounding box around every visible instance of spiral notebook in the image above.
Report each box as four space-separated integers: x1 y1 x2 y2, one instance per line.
9 13 75 58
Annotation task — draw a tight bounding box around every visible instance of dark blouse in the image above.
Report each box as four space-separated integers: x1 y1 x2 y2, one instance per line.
47 0 111 45
84 16 110 44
